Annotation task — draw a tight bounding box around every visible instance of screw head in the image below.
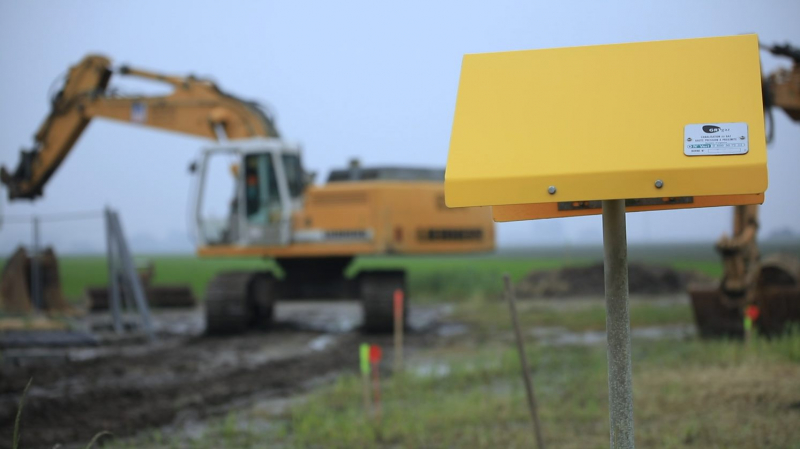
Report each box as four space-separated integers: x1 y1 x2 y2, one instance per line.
740 136 746 140
548 186 557 195
687 137 692 142
655 179 664 189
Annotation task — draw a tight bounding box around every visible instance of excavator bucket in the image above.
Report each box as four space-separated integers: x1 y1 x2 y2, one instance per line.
688 287 744 338
689 254 800 338
756 255 800 337
0 246 72 314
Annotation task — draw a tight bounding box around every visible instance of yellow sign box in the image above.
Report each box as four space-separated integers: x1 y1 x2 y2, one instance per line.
445 35 768 220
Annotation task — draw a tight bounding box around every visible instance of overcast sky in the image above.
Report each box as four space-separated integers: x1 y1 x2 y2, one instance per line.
1 0 799 254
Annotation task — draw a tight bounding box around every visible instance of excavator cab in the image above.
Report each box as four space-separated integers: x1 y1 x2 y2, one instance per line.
194 138 304 248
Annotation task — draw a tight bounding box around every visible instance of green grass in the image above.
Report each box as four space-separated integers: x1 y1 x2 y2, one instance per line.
350 255 590 303
105 326 800 448
3 253 580 304
3 240 799 305
453 297 694 334
289 332 800 449
0 242 749 305
3 253 711 305
671 260 723 278
0 255 274 304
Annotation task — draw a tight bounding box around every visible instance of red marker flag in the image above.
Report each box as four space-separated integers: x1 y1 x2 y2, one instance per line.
369 344 383 420
393 289 404 316
745 305 760 321
369 344 382 364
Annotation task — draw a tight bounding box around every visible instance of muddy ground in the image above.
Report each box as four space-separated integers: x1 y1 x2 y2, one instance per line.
0 303 447 449
515 262 715 298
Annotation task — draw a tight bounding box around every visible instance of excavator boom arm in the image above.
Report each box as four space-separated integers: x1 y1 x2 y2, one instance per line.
1 54 279 200
764 42 800 123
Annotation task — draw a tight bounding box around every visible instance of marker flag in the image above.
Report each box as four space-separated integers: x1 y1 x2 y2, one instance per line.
393 289 404 317
744 305 760 334
369 345 383 364
360 343 371 375
745 305 760 321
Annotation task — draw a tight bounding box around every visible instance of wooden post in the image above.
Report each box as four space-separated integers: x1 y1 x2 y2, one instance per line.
393 289 404 372
503 275 546 449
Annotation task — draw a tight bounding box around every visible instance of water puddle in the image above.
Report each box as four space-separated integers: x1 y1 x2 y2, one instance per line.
307 334 337 351
412 361 452 378
530 324 695 346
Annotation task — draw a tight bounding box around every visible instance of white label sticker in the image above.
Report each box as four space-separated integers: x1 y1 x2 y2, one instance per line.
684 123 748 156
131 102 147 124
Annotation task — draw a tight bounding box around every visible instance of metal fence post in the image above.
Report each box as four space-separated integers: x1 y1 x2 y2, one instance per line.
503 275 546 449
30 216 42 309
105 208 123 334
110 211 155 341
602 199 635 449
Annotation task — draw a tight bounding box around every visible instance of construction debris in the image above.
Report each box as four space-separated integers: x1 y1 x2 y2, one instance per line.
0 246 72 314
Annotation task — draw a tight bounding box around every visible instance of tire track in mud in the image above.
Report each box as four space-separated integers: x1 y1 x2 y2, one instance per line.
0 330 362 449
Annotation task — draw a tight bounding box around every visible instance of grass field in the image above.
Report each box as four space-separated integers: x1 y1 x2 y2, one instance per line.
276 333 800 449
8 240 790 305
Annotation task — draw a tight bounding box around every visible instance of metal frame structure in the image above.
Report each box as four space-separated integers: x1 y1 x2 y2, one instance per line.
104 208 155 340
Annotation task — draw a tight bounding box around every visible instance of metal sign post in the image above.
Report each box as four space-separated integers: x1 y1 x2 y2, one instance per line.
444 35 768 448
602 200 634 448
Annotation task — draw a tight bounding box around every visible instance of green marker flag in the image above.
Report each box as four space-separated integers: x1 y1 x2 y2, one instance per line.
360 343 371 375
744 316 753 333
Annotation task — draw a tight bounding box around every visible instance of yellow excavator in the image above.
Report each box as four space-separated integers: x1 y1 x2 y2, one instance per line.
1 54 495 333
690 42 800 337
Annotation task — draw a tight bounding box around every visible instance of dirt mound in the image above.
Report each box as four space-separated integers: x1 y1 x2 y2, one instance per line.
515 262 715 298
1 246 72 314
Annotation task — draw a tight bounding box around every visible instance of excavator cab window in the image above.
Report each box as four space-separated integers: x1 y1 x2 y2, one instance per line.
244 154 280 224
281 154 305 198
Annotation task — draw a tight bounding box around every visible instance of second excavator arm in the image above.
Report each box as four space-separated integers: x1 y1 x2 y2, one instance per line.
0 54 280 200
716 43 800 305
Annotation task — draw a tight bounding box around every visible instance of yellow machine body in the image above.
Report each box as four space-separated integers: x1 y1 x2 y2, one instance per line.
1 54 495 258
0 53 497 333
198 181 494 258
445 35 768 218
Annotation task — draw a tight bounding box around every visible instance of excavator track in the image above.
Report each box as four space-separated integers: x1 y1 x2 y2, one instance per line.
359 270 407 333
205 271 276 335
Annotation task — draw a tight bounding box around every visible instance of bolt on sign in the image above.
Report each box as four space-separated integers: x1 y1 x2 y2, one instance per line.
445 34 767 219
